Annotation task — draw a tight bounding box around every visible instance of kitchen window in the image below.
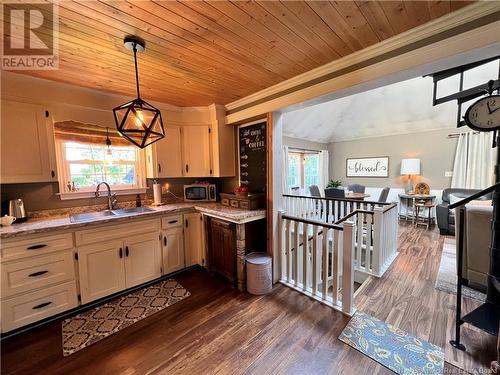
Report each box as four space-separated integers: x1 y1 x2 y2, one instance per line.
54 121 147 199
287 150 320 191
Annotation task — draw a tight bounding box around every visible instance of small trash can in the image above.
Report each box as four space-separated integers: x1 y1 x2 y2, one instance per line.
246 252 272 295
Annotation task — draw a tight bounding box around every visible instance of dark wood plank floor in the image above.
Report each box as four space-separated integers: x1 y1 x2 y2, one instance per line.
1 223 496 374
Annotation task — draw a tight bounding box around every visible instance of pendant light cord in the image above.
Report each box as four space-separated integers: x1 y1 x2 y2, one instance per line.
133 43 141 99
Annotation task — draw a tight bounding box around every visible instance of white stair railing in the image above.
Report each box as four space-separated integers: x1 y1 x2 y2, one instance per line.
283 195 398 278
277 211 355 315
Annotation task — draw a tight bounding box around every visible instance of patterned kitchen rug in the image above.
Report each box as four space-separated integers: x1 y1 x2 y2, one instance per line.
339 312 444 375
62 279 190 356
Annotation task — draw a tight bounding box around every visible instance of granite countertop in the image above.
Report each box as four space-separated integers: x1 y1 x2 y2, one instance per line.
0 203 266 239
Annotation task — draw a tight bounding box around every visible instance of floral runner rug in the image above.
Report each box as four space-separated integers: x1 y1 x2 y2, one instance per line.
339 311 444 375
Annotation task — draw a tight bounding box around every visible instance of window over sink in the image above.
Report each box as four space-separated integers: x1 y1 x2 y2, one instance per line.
54 121 147 200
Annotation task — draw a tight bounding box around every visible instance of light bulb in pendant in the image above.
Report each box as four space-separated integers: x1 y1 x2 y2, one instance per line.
135 110 144 128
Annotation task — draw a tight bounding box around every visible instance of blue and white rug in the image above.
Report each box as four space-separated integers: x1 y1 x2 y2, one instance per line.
339 312 444 375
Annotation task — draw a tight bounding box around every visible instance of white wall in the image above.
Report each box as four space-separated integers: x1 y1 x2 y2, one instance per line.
328 128 460 191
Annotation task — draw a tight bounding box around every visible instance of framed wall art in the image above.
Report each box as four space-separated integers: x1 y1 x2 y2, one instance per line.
346 157 389 178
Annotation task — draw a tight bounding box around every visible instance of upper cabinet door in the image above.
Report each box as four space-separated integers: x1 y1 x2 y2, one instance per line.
1 100 56 183
124 232 162 289
156 125 183 177
182 125 211 177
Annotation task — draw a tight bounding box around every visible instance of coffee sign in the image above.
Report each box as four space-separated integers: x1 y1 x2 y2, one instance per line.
346 157 389 177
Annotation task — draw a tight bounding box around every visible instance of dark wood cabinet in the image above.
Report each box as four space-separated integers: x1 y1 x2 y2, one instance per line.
208 218 236 282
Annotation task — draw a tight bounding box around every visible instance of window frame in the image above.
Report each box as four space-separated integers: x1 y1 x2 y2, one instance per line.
55 139 148 200
287 149 320 191
287 151 302 189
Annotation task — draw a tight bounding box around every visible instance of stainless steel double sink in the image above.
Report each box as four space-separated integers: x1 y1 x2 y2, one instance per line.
69 207 155 223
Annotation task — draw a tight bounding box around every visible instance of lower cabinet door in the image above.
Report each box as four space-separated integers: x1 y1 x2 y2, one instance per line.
210 219 235 282
162 228 185 275
77 240 126 304
184 213 204 267
124 232 161 288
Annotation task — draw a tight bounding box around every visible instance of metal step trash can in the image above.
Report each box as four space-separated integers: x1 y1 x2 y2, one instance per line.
246 252 272 295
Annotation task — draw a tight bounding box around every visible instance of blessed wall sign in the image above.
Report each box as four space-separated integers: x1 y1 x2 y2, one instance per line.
346 157 389 178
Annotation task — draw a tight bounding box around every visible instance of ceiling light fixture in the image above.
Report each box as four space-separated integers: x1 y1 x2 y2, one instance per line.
113 36 165 149
105 127 112 155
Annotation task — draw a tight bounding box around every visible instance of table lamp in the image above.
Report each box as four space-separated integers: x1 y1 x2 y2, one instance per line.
400 158 420 193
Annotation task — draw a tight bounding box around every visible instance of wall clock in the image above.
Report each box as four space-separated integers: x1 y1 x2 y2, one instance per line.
463 80 500 132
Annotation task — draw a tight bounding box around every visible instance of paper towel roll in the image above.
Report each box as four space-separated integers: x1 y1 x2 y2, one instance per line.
153 183 162 205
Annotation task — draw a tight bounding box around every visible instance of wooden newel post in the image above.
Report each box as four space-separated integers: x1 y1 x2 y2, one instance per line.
277 210 284 283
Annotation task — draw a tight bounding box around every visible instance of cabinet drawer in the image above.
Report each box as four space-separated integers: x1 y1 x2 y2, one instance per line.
161 215 183 229
75 219 160 246
1 251 75 298
1 281 78 332
1 233 73 262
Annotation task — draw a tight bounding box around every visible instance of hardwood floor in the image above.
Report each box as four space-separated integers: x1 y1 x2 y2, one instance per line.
1 223 496 374
356 222 497 373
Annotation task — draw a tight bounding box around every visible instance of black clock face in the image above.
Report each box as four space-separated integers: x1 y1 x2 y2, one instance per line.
464 95 500 131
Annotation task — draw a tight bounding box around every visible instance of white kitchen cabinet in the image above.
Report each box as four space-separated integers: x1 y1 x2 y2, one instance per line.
208 104 235 177
146 125 183 178
184 213 205 267
1 100 57 183
182 125 212 177
77 240 126 304
78 232 162 303
1 281 78 332
162 227 185 275
124 232 161 288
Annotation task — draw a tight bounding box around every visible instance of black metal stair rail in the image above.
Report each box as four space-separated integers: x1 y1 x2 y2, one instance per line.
449 176 500 351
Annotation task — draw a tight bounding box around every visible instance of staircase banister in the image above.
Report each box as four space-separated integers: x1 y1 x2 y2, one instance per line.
448 181 500 209
335 209 373 224
281 214 344 231
282 194 392 206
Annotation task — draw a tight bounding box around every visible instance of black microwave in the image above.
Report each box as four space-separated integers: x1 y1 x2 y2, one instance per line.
184 184 217 202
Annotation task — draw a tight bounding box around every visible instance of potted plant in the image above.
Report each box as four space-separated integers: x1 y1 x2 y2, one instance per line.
326 179 342 188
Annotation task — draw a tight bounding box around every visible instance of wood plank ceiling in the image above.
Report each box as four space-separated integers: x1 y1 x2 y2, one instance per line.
5 1 473 107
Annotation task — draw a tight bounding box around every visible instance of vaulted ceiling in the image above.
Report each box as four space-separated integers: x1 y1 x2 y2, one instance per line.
6 1 473 106
282 59 499 142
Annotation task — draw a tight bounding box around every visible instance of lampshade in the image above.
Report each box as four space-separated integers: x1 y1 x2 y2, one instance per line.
400 158 420 175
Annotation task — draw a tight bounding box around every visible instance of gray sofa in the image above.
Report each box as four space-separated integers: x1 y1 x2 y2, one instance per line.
456 203 492 290
436 188 491 235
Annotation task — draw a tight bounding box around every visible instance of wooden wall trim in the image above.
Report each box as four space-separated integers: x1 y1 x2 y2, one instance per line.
266 112 273 259
224 2 500 124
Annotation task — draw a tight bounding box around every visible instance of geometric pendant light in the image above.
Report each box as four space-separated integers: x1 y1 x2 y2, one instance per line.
113 36 165 149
